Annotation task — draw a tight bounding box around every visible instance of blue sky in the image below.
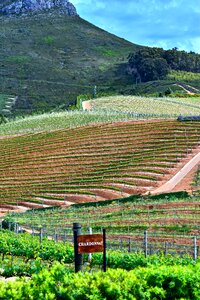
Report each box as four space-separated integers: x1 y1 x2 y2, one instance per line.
70 0 200 53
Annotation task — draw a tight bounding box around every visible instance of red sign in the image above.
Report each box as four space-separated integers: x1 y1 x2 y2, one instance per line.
77 234 104 254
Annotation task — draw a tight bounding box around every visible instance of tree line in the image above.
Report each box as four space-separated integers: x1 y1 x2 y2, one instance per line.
128 47 200 82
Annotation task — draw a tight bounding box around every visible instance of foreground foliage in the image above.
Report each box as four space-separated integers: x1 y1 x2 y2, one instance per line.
0 230 73 264
0 262 200 299
1 230 200 299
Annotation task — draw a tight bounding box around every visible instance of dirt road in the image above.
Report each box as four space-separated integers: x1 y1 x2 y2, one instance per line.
82 100 91 110
151 150 200 195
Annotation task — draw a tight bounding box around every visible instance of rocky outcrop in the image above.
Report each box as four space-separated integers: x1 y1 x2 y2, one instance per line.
0 0 78 16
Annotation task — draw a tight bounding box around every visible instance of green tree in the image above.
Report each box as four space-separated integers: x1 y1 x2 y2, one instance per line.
128 48 169 82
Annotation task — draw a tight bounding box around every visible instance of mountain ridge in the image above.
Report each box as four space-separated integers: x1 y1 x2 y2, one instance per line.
0 0 77 16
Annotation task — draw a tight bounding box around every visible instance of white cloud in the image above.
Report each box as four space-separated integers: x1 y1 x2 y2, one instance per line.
70 0 200 53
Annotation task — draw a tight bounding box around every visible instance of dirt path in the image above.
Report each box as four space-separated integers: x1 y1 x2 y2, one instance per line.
175 83 200 95
175 84 194 94
151 150 200 195
172 163 199 193
82 100 91 110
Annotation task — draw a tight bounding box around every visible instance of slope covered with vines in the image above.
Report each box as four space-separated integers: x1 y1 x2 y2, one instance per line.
0 119 199 214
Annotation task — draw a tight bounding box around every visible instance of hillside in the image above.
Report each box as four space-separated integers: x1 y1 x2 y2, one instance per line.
0 10 136 115
1 3 200 117
6 192 200 249
85 95 200 117
0 119 199 215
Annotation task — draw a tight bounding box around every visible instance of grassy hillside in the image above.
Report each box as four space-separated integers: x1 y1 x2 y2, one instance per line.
0 119 199 214
0 12 136 115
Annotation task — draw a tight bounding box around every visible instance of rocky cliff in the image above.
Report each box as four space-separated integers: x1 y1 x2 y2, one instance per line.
0 0 78 16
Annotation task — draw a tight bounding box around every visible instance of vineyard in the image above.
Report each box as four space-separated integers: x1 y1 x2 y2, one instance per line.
1 4 200 296
3 191 200 254
0 121 199 298
0 105 200 298
1 94 200 136
0 119 200 214
0 110 145 136
87 95 200 116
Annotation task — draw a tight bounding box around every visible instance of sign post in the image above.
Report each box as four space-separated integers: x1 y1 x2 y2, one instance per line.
103 228 106 272
73 224 106 272
73 223 83 273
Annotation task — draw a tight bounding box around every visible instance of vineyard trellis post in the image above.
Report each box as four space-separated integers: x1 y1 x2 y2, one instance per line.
193 237 197 261
14 222 17 233
88 227 92 264
144 230 148 258
103 229 106 272
120 239 123 251
54 230 58 242
64 231 67 243
128 238 131 253
39 227 43 246
164 242 168 256
16 223 19 234
31 227 35 236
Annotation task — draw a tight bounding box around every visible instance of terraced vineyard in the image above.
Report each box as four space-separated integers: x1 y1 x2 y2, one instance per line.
0 119 200 214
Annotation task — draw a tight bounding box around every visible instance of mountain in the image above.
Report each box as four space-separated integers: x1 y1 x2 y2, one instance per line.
0 0 137 115
0 0 77 15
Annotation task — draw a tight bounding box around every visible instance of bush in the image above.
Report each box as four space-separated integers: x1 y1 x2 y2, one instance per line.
0 263 200 299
